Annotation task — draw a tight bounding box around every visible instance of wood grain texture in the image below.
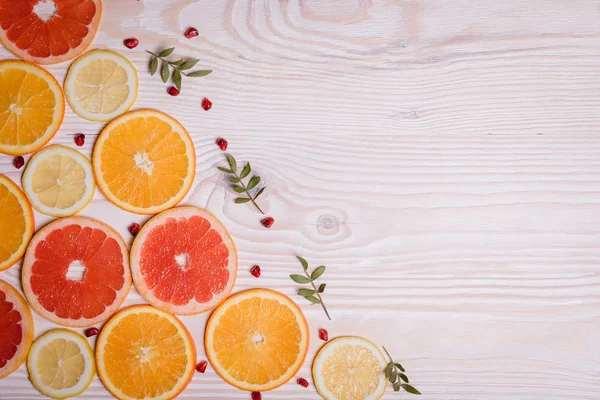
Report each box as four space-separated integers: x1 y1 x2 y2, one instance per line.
1 0 600 399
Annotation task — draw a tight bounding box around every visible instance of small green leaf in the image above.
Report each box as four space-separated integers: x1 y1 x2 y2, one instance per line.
186 70 212 77
247 176 260 190
217 167 232 173
229 177 240 183
318 283 326 293
389 371 398 384
395 363 405 372
253 187 265 200
161 62 169 83
297 256 308 271
401 384 421 395
226 154 237 172
305 295 321 304
232 185 245 193
399 373 409 383
169 58 184 66
384 363 393 378
234 198 251 204
179 58 199 70
158 47 175 57
290 274 311 284
173 69 182 90
150 57 158 75
297 289 315 297
393 382 401 392
311 266 326 280
240 163 251 179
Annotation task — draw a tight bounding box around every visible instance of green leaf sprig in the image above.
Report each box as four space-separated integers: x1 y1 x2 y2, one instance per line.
383 346 421 395
147 47 212 90
218 154 266 214
290 256 331 320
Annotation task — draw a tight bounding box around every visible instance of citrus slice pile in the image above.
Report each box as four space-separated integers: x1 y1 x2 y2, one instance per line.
92 109 196 214
27 329 95 399
130 206 237 315
205 289 309 392
0 0 102 65
22 144 95 217
96 305 196 400
0 279 34 379
0 60 64 155
64 49 138 122
0 174 34 271
22 216 131 327
312 336 388 400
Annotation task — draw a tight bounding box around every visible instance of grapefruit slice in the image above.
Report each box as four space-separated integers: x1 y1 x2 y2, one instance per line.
96 305 196 400
0 279 34 379
205 288 309 392
22 216 131 327
27 328 95 399
130 206 237 315
0 0 102 65
0 174 35 271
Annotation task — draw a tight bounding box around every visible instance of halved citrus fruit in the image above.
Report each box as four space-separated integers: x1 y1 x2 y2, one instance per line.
96 305 196 400
92 109 196 214
130 206 237 315
22 144 95 217
22 216 131 327
27 328 95 399
313 336 388 400
64 49 138 122
0 174 34 271
0 60 64 155
205 288 309 392
0 0 102 65
0 279 34 379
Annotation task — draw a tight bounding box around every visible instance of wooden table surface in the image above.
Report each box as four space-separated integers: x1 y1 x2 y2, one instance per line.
1 0 600 399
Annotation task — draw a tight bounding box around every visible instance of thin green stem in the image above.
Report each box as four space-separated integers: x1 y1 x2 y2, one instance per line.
382 346 393 363
233 170 264 214
303 269 331 320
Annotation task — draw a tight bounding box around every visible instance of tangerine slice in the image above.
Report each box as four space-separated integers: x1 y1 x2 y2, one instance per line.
130 206 237 315
22 216 131 327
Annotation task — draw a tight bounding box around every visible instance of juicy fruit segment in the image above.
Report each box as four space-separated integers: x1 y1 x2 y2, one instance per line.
92 109 196 214
0 279 34 378
22 144 95 217
130 206 237 315
205 289 309 392
27 329 95 399
22 216 131 327
64 49 138 121
96 305 196 400
0 0 102 64
312 336 388 400
0 174 34 271
0 60 64 155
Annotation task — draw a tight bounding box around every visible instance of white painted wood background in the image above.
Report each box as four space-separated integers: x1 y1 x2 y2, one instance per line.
1 0 600 399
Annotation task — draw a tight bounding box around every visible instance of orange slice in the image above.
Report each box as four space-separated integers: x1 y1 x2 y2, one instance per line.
96 305 196 400
205 289 309 392
0 60 65 155
22 216 131 327
0 174 34 271
130 206 237 315
0 279 34 379
0 0 102 65
92 109 196 215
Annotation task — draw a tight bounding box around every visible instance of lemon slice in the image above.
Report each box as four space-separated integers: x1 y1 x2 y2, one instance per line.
64 49 138 122
27 329 95 399
313 336 388 400
22 145 95 217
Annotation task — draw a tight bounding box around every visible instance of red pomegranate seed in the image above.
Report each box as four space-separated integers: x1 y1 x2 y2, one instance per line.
297 377 309 388
124 38 139 49
260 217 274 228
128 223 140 236
250 265 261 278
13 156 24 169
251 392 261 400
184 27 199 39
74 133 85 146
202 97 212 111
319 328 328 341
216 138 228 151
196 360 208 373
168 87 180 96
84 327 99 337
